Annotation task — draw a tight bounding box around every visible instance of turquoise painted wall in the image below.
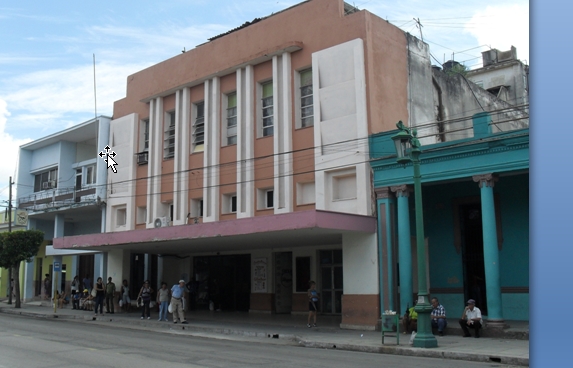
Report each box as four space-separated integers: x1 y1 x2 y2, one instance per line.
419 174 529 320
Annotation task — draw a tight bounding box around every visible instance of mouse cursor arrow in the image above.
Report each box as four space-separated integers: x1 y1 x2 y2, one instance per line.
107 156 118 173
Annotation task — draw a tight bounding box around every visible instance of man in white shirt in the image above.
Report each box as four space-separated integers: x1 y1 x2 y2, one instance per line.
459 299 483 338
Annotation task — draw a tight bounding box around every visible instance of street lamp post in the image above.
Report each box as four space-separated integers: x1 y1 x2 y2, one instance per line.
392 121 437 348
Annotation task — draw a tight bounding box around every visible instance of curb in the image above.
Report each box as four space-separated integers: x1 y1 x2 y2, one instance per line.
0 307 528 366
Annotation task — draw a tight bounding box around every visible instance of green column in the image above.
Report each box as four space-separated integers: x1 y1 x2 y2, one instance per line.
391 185 413 315
473 174 504 324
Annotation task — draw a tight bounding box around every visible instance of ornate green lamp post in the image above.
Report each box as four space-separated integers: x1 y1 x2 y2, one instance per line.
392 121 437 348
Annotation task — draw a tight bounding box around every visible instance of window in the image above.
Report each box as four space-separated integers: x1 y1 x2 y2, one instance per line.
193 102 205 152
136 206 147 224
226 93 237 145
190 198 203 219
333 173 357 201
266 190 274 208
223 193 237 213
75 169 82 190
86 165 96 185
116 208 127 227
164 112 175 159
142 118 150 151
34 168 58 192
231 195 237 213
262 82 274 137
257 188 274 209
300 69 314 127
297 181 316 205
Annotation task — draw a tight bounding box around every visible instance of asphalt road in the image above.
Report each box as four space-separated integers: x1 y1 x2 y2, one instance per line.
0 314 519 368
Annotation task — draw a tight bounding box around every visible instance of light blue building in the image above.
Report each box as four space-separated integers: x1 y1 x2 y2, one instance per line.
15 116 111 301
370 112 529 325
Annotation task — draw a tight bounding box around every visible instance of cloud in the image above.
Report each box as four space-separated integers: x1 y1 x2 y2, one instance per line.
0 98 31 202
465 3 529 64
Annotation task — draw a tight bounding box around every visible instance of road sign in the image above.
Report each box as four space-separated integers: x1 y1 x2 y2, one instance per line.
53 262 61 272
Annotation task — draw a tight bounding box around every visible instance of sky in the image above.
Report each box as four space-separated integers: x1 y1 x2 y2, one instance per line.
0 0 529 205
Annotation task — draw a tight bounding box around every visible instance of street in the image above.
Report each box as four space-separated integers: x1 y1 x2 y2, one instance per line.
0 314 520 368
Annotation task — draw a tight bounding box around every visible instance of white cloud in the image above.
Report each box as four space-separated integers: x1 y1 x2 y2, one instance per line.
465 3 529 65
0 98 31 202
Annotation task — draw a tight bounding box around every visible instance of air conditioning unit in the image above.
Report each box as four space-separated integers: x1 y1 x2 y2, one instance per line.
42 182 50 189
154 217 168 228
137 151 149 165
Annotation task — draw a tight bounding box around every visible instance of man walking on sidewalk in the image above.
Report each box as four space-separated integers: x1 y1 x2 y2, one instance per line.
171 280 188 324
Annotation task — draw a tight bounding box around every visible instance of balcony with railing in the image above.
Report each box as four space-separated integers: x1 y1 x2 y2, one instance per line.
18 185 98 213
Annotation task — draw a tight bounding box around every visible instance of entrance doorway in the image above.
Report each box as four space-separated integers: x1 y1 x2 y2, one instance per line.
460 203 488 315
193 254 251 312
78 254 94 290
274 252 293 314
319 249 343 314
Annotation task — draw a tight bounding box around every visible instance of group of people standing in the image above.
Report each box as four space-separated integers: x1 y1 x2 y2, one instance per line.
137 279 188 324
402 297 483 338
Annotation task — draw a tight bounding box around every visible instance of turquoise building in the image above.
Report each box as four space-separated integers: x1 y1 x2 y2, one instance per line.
370 113 529 324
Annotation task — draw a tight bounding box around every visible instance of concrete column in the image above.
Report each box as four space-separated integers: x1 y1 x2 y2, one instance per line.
473 174 504 326
391 184 413 314
52 255 63 297
94 253 106 280
157 255 164 290
22 257 35 302
375 188 396 313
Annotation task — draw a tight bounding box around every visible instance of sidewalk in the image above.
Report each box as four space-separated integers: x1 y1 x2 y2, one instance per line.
0 300 529 366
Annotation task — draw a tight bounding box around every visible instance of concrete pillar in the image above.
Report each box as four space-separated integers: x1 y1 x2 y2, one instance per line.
375 188 396 313
473 174 504 326
94 253 107 280
391 184 413 314
22 257 35 302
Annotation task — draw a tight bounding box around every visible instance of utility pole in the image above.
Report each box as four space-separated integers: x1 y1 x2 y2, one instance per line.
7 176 13 304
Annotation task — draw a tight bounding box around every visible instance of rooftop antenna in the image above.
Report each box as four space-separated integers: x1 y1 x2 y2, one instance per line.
413 18 423 41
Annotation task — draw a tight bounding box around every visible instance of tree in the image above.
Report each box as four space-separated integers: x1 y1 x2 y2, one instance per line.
0 230 44 308
445 63 469 77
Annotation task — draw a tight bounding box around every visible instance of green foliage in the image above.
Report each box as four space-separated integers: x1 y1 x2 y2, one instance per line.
0 230 44 269
445 64 469 77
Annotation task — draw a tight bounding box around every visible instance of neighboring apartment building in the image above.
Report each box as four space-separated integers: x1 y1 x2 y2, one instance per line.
52 0 529 329
467 46 529 108
15 116 110 301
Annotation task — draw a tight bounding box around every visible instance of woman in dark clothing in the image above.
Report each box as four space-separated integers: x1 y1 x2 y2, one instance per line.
137 280 154 319
94 277 105 316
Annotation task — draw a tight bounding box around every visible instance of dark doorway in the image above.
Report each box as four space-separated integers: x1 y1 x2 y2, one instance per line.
193 254 251 312
319 249 343 315
460 203 488 315
78 254 94 290
130 253 145 300
274 252 293 314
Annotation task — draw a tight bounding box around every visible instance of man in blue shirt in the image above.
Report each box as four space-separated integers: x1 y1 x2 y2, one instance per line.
171 280 188 324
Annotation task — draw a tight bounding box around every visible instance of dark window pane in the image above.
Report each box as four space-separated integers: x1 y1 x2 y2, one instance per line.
302 117 314 127
321 267 332 289
320 250 332 264
333 249 342 263
263 117 273 127
301 85 313 96
334 266 343 289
